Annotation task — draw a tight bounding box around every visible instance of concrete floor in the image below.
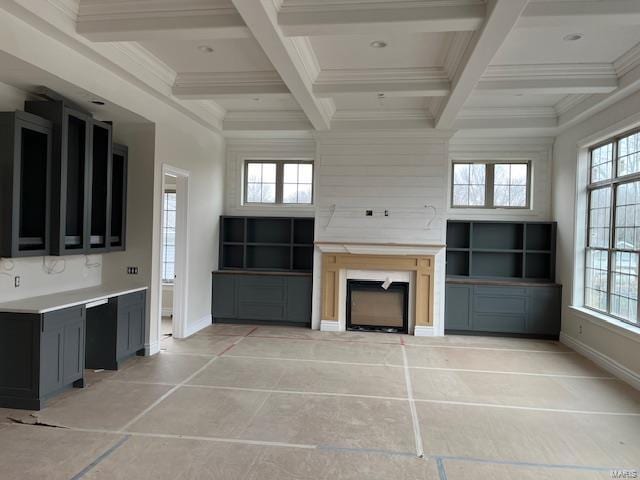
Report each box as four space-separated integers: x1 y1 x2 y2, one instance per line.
1 324 639 479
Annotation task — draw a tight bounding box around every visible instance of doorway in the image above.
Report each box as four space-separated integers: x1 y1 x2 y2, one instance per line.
158 165 189 342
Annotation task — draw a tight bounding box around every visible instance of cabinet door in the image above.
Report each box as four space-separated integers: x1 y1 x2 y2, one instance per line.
212 274 236 318
62 315 85 385
117 291 146 358
527 286 562 336
127 302 145 353
445 284 471 330
286 277 312 324
40 326 63 397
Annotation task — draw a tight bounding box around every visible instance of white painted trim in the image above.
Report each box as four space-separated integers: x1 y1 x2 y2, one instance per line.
414 325 437 337
161 308 173 317
569 306 640 343
320 320 340 332
185 314 212 337
146 340 160 356
559 332 640 390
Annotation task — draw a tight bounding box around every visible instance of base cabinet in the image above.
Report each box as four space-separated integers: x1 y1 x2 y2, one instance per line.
86 291 146 370
212 273 312 326
445 282 561 338
0 305 85 410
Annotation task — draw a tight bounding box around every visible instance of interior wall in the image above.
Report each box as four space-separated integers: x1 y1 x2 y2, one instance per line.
0 9 226 351
0 81 102 302
553 88 640 384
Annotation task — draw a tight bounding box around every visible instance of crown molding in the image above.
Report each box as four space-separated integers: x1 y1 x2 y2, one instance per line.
483 63 617 80
280 1 486 13
455 106 558 130
330 108 434 130
317 67 449 83
172 71 290 98
554 94 592 116
458 106 557 119
223 109 312 131
48 0 80 20
443 31 473 80
110 42 177 87
614 42 640 77
78 0 238 20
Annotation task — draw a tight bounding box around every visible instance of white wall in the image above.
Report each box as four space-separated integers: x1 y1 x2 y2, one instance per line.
0 82 102 302
0 8 226 351
448 136 554 221
554 89 640 386
224 137 316 217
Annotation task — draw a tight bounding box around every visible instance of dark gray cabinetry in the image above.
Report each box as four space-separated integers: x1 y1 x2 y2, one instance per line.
88 120 113 252
110 144 128 250
0 306 85 410
212 272 312 326
0 111 52 257
445 282 562 338
85 290 146 370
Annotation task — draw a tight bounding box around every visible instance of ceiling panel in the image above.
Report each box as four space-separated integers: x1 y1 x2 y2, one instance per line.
465 93 566 108
139 38 276 73
333 95 426 110
310 32 453 70
215 95 302 111
493 25 639 65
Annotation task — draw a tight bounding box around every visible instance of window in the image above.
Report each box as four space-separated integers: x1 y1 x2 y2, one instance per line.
451 161 530 209
162 191 176 283
244 160 313 205
585 128 640 328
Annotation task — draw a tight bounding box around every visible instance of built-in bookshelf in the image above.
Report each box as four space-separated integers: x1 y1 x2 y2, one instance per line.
446 221 557 282
219 216 314 272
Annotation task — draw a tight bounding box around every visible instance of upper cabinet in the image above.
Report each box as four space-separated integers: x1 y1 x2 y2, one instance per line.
0 111 52 257
0 95 128 258
110 144 128 251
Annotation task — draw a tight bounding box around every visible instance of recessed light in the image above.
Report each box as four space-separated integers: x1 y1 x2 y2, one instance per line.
370 40 387 49
91 100 105 105
563 33 583 42
197 45 214 53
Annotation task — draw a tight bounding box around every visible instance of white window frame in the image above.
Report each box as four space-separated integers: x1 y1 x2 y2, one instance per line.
161 190 176 284
243 159 314 206
450 160 532 209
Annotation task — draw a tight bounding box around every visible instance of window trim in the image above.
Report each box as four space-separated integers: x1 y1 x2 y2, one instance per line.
450 160 531 209
584 125 640 329
161 189 176 284
243 159 314 206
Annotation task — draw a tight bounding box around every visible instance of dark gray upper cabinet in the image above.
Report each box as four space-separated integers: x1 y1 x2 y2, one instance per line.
88 120 113 252
110 144 128 251
0 111 52 257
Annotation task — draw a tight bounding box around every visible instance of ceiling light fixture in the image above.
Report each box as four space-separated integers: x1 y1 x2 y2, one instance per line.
197 45 214 53
370 40 387 49
563 33 583 42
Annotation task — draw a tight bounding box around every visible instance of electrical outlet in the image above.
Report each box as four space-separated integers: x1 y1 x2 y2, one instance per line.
14 276 20 288
365 210 373 216
579 324 583 335
384 210 389 217
127 267 139 275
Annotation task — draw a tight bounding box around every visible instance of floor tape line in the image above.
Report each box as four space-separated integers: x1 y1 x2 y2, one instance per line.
433 454 622 472
401 344 424 458
436 457 448 480
316 445 416 458
69 434 130 480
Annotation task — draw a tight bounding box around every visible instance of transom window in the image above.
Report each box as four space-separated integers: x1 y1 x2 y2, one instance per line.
451 161 530 209
244 160 313 205
585 128 640 328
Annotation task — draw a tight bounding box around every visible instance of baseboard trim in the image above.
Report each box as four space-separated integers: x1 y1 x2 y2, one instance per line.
145 341 160 356
184 314 212 338
320 320 340 332
414 325 437 337
560 332 640 390
161 308 173 317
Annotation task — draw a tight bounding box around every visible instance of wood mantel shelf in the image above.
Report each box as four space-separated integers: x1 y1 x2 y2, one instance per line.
315 241 446 248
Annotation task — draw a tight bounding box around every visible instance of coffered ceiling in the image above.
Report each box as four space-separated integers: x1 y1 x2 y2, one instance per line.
70 0 640 134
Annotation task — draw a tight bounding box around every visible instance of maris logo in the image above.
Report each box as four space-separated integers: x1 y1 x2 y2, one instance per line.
611 470 638 479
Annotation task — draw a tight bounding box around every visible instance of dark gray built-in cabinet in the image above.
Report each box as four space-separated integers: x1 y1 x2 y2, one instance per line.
85 290 145 370
0 305 85 410
213 216 314 326
445 221 561 338
0 111 52 258
110 144 128 251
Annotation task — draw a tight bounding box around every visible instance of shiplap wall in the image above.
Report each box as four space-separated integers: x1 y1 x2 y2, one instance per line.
315 132 451 244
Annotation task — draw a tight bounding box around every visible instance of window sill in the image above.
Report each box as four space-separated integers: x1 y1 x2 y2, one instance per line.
569 306 640 342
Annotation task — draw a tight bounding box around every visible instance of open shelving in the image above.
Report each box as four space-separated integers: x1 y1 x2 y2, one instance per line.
219 216 314 272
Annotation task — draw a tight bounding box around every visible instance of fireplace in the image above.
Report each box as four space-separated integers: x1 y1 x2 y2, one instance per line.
346 280 409 334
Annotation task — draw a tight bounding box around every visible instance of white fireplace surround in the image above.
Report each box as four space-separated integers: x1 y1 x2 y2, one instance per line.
312 242 446 336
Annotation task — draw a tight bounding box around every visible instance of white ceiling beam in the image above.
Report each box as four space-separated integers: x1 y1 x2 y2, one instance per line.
172 71 289 99
76 0 251 41
519 0 640 29
477 64 619 95
231 0 334 130
314 67 450 98
278 2 485 36
436 0 530 130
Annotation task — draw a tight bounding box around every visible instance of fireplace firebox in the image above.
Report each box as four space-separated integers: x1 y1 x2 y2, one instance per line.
346 280 409 334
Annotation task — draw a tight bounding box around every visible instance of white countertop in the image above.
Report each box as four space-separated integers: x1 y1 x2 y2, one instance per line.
0 284 148 314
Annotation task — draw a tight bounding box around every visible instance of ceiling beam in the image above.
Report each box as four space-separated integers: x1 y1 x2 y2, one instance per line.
313 67 450 98
278 2 485 36
231 0 334 130
477 64 619 95
76 0 251 41
519 0 640 29
436 0 530 130
172 71 290 99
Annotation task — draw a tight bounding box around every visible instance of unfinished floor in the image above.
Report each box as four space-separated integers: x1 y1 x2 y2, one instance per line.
1 324 639 479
